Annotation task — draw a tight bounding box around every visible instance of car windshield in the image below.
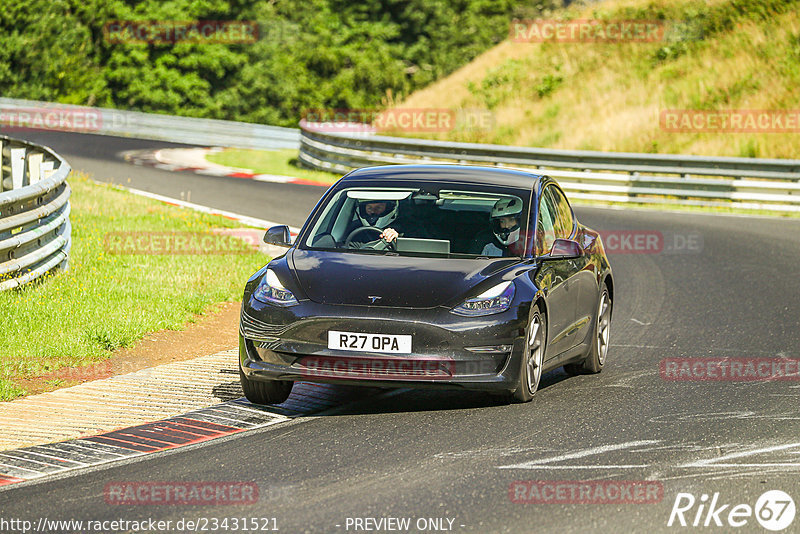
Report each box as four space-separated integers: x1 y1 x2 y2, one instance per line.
302 184 529 258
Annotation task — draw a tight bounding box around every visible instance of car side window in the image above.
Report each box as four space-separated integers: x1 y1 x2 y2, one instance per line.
535 186 557 256
549 186 575 239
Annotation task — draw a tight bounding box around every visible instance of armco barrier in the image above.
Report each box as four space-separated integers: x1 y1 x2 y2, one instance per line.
0 135 71 291
2 99 798 212
0 97 300 150
298 120 800 212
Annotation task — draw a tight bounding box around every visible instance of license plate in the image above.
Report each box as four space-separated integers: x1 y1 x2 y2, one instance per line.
328 331 412 354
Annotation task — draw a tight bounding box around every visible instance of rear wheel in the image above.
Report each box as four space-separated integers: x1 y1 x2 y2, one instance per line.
511 305 545 403
564 283 611 376
239 367 293 405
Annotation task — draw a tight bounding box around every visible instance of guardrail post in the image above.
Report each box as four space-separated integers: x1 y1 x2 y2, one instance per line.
58 218 71 272
41 161 55 179
10 147 26 189
27 152 43 185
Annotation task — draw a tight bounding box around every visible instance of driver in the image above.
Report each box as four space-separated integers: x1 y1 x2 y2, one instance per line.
479 197 523 257
351 199 401 244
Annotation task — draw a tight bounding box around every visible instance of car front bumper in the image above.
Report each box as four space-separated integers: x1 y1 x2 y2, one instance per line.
238 296 529 393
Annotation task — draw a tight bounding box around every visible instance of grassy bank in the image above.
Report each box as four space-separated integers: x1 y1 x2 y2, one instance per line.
0 173 268 401
206 148 341 186
394 0 800 159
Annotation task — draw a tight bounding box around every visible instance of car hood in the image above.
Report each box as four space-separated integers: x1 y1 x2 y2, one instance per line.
289 249 521 308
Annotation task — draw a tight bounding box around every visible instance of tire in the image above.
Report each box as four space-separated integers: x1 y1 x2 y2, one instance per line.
564 283 611 376
239 367 293 405
511 305 546 403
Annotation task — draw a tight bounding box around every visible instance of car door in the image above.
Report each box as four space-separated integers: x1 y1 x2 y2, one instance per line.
532 185 577 359
548 185 595 347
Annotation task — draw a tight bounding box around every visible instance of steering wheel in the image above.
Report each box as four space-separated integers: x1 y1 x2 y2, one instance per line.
344 226 396 250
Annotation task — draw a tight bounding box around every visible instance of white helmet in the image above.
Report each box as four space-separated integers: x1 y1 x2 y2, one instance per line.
357 199 398 228
490 197 522 245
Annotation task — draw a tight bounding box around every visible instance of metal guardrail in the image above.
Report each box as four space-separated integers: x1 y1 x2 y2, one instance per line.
298 121 800 212
0 97 300 150
2 99 798 211
0 135 71 291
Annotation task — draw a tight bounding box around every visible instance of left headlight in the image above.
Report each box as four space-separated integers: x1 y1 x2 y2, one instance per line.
253 269 299 306
452 281 515 316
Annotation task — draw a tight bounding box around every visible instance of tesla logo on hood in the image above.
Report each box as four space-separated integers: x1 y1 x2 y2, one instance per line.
368 296 382 303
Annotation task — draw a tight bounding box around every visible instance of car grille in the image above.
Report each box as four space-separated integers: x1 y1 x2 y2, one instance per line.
240 309 291 340
295 356 455 380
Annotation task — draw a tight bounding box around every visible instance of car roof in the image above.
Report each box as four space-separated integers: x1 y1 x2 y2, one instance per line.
341 164 547 191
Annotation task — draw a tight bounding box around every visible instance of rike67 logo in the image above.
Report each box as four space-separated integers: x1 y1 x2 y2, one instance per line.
668 490 795 531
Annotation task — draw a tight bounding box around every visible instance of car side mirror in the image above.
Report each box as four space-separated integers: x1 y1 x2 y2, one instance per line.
263 225 291 247
548 238 582 259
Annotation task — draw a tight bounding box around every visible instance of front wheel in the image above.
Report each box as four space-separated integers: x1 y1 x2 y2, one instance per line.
565 283 611 375
511 306 545 403
239 367 293 405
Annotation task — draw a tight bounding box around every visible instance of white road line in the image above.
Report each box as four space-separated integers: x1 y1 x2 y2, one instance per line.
180 412 261 426
65 441 131 457
253 174 295 183
13 450 88 467
704 463 800 467
222 403 291 419
681 441 800 467
497 440 660 469
194 168 231 177
100 183 302 233
505 465 651 469
611 344 782 355
0 462 43 476
0 453 60 468
185 410 260 426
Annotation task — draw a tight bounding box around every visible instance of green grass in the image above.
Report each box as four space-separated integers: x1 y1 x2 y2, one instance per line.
206 148 341 186
0 173 269 401
397 0 800 159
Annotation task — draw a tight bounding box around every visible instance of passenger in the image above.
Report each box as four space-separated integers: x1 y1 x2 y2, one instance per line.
476 197 524 257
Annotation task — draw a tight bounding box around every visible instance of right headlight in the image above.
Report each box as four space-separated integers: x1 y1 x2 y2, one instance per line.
452 281 515 316
253 269 299 306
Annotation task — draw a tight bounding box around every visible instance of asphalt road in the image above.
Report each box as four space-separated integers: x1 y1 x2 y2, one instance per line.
2 130 800 533
21 130 325 228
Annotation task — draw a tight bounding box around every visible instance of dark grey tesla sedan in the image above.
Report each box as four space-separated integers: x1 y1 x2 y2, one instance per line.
239 165 613 404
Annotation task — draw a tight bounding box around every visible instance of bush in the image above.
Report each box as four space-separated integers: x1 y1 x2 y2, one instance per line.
0 0 551 126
